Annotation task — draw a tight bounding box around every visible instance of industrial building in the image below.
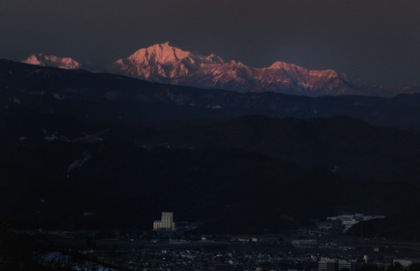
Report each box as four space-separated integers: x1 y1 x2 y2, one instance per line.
153 212 176 231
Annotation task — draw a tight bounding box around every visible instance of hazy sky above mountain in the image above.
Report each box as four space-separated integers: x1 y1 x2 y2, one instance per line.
1 0 419 86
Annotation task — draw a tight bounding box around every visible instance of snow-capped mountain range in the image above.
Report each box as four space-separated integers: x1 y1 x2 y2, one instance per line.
22 42 420 97
23 53 81 70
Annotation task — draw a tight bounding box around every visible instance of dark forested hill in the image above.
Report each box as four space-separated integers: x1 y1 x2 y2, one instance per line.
134 116 420 183
3 59 420 129
2 60 420 234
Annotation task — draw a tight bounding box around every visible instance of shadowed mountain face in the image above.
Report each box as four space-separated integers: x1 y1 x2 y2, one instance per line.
23 42 420 97
2 60 420 233
4 59 420 130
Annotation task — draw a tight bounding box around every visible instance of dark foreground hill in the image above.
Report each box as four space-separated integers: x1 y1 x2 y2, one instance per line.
2 60 420 235
135 116 420 183
3 59 420 129
2 141 420 233
1 101 420 233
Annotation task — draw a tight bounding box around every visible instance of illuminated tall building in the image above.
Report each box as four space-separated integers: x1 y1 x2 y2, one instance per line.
153 212 176 231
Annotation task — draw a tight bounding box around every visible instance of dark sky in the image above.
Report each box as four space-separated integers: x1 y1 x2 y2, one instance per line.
1 0 419 86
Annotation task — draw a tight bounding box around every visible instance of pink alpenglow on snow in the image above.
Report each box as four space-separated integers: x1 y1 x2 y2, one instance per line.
22 53 81 70
112 42 392 96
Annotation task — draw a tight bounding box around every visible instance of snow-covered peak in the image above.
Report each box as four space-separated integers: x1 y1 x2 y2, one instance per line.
122 42 225 66
23 54 42 66
268 61 303 71
22 53 81 70
127 42 190 64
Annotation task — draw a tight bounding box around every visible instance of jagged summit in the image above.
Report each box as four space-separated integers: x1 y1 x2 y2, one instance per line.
112 42 225 84
127 42 191 64
24 54 42 66
118 42 224 66
22 53 81 70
